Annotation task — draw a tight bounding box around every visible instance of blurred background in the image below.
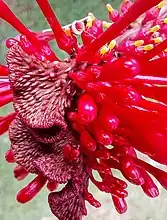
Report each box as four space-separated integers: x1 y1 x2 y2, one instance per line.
0 0 167 220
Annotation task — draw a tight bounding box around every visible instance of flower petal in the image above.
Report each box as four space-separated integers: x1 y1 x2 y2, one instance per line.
9 116 44 173
48 181 87 220
7 45 75 130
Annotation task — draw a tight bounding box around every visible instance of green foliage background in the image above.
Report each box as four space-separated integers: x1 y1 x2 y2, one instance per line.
0 1 121 220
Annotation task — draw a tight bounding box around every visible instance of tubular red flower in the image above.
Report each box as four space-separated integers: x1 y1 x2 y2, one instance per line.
0 65 9 76
47 181 59 192
2 0 167 219
80 130 97 152
0 93 13 107
0 1 58 61
16 175 47 203
13 165 29 181
36 0 77 54
120 156 145 185
63 144 80 162
140 170 159 198
99 109 119 131
0 112 16 135
6 38 20 49
112 195 127 214
0 82 11 102
77 93 98 125
5 149 15 163
100 57 140 81
84 191 101 208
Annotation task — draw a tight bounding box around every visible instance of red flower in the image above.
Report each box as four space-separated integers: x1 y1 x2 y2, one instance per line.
1 0 167 219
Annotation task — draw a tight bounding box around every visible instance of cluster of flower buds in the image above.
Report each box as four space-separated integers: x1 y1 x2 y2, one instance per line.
1 0 167 219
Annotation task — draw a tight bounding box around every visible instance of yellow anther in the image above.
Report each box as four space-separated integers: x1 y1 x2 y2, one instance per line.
157 1 166 9
163 18 167 24
164 48 167 52
64 27 72 37
143 44 154 51
106 3 113 13
102 21 112 29
153 37 163 44
150 25 160 33
100 45 109 55
108 40 116 50
88 12 95 22
86 16 93 28
134 40 144 47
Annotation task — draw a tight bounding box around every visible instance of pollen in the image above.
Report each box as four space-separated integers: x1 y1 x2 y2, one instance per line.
134 40 144 47
153 37 163 44
149 25 161 33
143 44 154 51
100 45 109 55
108 40 116 50
106 3 113 13
64 27 72 37
102 21 112 29
163 17 167 24
86 16 93 28
157 0 166 9
88 12 95 22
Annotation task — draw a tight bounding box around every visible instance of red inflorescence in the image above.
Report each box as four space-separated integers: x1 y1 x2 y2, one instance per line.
1 0 167 219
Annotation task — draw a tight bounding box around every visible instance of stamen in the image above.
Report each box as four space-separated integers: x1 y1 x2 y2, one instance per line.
153 37 163 43
100 45 109 55
134 40 144 47
102 21 112 29
143 44 154 51
106 3 113 13
86 16 93 28
108 40 116 50
88 12 96 22
77 0 162 62
157 0 166 9
149 25 161 33
64 27 72 37
163 18 167 24
36 16 89 40
144 38 167 60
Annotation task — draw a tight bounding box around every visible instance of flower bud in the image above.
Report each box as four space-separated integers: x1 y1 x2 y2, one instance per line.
16 175 47 203
78 93 98 125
